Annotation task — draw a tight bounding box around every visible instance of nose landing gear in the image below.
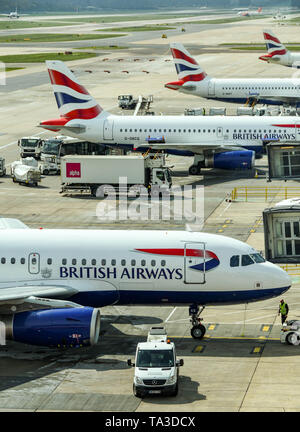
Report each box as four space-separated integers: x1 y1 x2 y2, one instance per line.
189 304 206 339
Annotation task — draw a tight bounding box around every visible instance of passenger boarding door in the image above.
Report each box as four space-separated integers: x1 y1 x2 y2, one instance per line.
184 242 206 284
28 253 40 274
103 119 114 140
217 127 223 139
296 122 300 141
208 80 215 97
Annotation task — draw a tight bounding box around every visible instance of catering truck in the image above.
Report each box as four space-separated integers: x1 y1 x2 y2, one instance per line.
127 327 184 398
60 154 171 196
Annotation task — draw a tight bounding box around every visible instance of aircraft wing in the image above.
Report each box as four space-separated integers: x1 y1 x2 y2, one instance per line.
0 285 78 304
0 218 29 229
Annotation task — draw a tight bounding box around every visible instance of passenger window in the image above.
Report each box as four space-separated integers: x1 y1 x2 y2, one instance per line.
161 260 166 266
47 258 52 265
11 258 15 264
111 259 116 266
1 258 5 264
91 259 96 265
131 259 136 266
82 259 87 265
230 255 239 267
141 259 146 266
101 259 106 266
241 255 255 266
21 258 25 265
121 259 126 266
151 260 156 266
72 259 76 265
62 259 67 265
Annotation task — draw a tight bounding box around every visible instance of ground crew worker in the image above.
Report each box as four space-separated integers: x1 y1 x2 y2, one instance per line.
278 299 289 325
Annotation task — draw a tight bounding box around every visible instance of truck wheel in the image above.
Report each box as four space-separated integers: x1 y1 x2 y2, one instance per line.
188 165 201 175
133 385 143 398
43 169 49 175
287 332 299 345
171 383 178 397
191 324 206 339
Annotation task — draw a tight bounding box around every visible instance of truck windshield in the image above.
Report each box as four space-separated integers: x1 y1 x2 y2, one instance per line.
137 349 174 368
42 141 61 155
21 139 39 147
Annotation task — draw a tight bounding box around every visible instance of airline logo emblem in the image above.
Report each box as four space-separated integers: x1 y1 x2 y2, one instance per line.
135 248 220 272
263 31 287 57
167 44 208 88
47 62 102 120
66 162 81 178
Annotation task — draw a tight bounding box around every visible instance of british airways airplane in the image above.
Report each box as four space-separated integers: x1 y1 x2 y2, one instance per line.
259 29 300 68
165 43 300 107
39 60 300 175
0 219 291 347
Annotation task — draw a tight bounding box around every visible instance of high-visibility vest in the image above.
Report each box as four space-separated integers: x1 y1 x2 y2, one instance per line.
280 303 287 315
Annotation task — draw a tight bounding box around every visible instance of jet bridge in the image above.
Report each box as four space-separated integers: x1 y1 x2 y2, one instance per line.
266 142 300 181
263 199 300 263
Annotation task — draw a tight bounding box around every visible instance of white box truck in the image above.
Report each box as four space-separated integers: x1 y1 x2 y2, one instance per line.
127 327 184 398
18 137 43 159
60 155 172 196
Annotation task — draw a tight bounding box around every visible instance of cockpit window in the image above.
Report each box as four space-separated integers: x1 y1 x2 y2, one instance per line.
241 255 255 266
249 253 265 263
230 255 240 267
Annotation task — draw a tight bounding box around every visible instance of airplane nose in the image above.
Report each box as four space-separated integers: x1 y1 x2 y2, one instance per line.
267 262 292 294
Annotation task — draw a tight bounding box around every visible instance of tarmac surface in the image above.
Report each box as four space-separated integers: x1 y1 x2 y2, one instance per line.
0 9 300 413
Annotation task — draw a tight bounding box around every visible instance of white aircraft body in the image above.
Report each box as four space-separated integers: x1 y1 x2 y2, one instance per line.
39 60 300 175
237 7 262 16
165 43 300 109
7 8 19 18
259 29 300 68
0 219 291 347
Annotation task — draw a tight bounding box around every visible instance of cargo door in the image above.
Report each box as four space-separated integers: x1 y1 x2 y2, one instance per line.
103 119 114 140
184 243 206 284
28 253 40 274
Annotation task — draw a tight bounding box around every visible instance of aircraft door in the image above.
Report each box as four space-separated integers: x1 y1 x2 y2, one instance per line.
296 122 300 141
208 80 215 96
103 119 114 140
217 127 223 139
28 253 40 274
184 242 206 284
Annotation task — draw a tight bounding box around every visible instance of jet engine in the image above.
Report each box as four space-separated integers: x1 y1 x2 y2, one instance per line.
205 150 255 170
0 307 100 348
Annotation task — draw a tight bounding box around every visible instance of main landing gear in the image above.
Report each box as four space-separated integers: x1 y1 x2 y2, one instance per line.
189 304 206 339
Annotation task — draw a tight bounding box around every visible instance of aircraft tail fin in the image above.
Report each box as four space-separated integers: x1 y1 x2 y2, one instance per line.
165 43 209 90
39 60 106 131
259 29 288 62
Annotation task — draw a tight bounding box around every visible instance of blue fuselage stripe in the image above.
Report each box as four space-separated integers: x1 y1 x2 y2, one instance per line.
68 286 290 307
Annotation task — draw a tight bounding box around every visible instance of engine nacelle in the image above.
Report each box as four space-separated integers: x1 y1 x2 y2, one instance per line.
0 307 100 348
205 150 255 170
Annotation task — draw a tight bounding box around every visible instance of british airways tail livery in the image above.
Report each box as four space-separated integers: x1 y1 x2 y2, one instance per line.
259 29 300 68
165 43 300 107
0 220 291 347
40 60 300 176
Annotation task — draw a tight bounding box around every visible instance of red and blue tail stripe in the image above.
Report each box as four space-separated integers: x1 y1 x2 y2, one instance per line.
46 61 103 121
166 43 209 90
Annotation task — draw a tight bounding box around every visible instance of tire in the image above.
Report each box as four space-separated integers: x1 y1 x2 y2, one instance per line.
188 165 200 176
133 385 143 398
171 383 178 397
287 332 299 345
43 169 49 175
191 324 206 339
